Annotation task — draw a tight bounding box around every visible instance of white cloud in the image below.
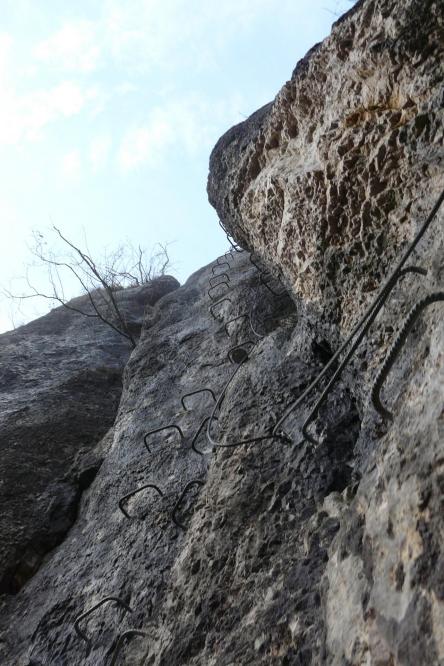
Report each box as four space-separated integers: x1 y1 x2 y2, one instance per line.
118 112 174 171
0 33 13 78
0 76 99 145
89 135 112 171
99 0 279 73
0 0 311 149
62 149 81 179
34 20 101 72
117 92 247 172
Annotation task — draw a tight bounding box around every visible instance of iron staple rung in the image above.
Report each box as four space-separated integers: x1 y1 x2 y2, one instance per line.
143 425 184 452
209 273 231 288
171 480 204 530
208 283 231 300
299 265 428 445
371 291 444 420
118 484 164 520
209 297 232 320
272 187 443 437
181 388 216 411
74 597 133 646
212 262 231 275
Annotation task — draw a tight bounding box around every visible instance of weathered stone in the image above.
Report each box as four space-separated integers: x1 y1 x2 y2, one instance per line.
0 276 178 595
208 0 444 333
0 0 443 664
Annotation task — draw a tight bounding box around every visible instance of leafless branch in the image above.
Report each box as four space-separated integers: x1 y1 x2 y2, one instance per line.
3 228 172 346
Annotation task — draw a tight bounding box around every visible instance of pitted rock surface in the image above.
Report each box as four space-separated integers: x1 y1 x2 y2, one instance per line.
0 1 443 664
208 0 444 332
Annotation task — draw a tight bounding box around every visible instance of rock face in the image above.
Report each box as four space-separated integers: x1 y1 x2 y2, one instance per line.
0 0 443 664
208 0 443 332
0 276 178 595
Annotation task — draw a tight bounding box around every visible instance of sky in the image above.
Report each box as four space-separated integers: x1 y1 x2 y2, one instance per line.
0 0 355 332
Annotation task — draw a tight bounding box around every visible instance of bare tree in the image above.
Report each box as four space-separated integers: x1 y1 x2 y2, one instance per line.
3 227 171 347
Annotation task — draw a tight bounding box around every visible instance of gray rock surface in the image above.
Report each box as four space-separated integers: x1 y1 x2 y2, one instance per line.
0 0 443 664
0 276 179 595
0 251 360 665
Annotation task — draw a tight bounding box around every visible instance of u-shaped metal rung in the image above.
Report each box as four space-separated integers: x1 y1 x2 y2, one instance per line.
224 313 250 337
270 188 444 440
143 425 184 452
208 283 230 300
118 484 164 520
212 262 231 275
209 297 232 320
109 630 150 666
181 388 216 411
287 266 428 445
216 255 232 266
371 291 444 420
74 597 133 645
171 480 204 530
224 313 262 339
209 273 230 288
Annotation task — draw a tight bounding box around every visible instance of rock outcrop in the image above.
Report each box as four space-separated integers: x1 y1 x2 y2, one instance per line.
0 277 178 596
208 0 443 332
0 0 443 664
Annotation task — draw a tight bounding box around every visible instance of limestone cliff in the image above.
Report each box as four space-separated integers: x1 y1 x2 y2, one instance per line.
0 0 443 664
0 277 178 595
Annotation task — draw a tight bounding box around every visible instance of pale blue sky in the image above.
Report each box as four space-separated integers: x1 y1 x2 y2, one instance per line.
0 0 355 332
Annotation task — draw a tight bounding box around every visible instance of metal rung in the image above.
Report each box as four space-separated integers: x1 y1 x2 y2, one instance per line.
208 283 230 301
209 297 232 320
180 388 216 411
74 597 133 646
143 425 184 453
209 273 230 288
212 262 231 275
109 630 150 666
371 291 444 421
118 484 163 520
171 480 204 530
